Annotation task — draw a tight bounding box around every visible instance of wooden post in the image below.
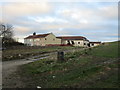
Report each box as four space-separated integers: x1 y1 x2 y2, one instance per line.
57 51 64 62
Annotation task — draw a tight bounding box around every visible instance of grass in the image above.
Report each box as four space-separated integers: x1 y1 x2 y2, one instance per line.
17 41 119 88
87 41 119 58
88 70 118 88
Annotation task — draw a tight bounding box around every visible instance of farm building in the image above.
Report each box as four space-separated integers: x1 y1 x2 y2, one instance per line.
24 32 61 46
90 42 101 47
56 36 89 47
24 32 100 47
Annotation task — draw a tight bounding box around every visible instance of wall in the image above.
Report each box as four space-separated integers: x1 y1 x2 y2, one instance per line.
73 40 84 46
24 39 34 46
61 39 89 47
24 33 61 46
90 43 100 47
83 40 89 47
44 33 61 45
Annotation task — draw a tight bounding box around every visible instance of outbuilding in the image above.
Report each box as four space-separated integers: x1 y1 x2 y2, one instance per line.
56 36 89 47
90 42 101 47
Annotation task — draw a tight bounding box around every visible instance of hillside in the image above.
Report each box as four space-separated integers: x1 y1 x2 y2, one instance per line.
18 41 119 88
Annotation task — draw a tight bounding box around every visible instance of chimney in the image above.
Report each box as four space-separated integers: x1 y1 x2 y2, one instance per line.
33 32 36 35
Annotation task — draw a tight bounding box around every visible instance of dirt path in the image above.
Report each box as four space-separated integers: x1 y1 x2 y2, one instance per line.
2 60 30 88
2 53 51 88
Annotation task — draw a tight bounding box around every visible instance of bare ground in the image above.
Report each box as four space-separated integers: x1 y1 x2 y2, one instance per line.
2 53 51 88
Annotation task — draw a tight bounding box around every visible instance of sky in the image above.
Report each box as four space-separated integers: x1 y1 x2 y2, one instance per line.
0 0 119 43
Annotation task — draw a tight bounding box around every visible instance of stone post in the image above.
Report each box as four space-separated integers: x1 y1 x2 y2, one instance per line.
57 51 64 62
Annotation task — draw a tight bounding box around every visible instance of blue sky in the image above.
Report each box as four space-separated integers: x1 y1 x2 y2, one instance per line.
0 0 118 42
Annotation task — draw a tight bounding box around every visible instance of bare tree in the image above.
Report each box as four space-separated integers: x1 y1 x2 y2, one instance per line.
0 23 14 47
0 23 13 38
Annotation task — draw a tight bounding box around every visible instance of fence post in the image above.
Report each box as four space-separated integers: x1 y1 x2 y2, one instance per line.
57 51 64 62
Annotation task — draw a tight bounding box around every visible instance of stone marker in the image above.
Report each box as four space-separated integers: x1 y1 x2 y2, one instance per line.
57 51 64 62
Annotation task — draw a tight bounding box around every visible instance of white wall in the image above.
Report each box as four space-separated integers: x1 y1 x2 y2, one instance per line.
24 39 34 46
90 43 100 47
61 39 89 47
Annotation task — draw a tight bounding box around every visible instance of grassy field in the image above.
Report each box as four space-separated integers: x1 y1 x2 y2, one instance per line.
18 41 119 88
87 41 118 58
2 46 80 61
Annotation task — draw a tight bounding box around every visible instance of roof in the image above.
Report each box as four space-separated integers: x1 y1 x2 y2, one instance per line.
90 42 101 44
24 33 50 39
56 36 88 40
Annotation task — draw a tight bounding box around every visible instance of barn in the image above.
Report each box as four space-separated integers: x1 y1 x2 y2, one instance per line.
56 36 89 47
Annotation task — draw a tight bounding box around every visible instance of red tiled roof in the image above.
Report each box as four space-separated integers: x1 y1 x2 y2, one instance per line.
56 36 87 40
24 33 50 39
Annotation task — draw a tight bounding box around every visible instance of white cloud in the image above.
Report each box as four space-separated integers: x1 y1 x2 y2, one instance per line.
98 5 118 19
57 8 94 23
29 16 68 23
0 5 3 22
85 32 118 42
39 23 97 30
14 26 30 33
51 29 70 36
57 4 117 24
0 0 119 2
79 19 88 24
3 2 52 20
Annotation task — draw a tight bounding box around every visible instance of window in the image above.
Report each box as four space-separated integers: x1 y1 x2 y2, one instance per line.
92 43 94 46
45 38 47 40
53 39 55 41
84 43 86 45
78 42 80 44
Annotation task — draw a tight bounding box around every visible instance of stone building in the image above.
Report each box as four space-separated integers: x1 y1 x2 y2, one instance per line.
24 33 61 46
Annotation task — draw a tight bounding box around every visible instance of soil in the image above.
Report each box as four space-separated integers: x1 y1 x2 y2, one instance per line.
2 53 50 88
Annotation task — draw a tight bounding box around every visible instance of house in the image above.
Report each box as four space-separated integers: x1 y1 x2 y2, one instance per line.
24 32 61 46
90 42 101 47
24 32 100 47
56 36 89 47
